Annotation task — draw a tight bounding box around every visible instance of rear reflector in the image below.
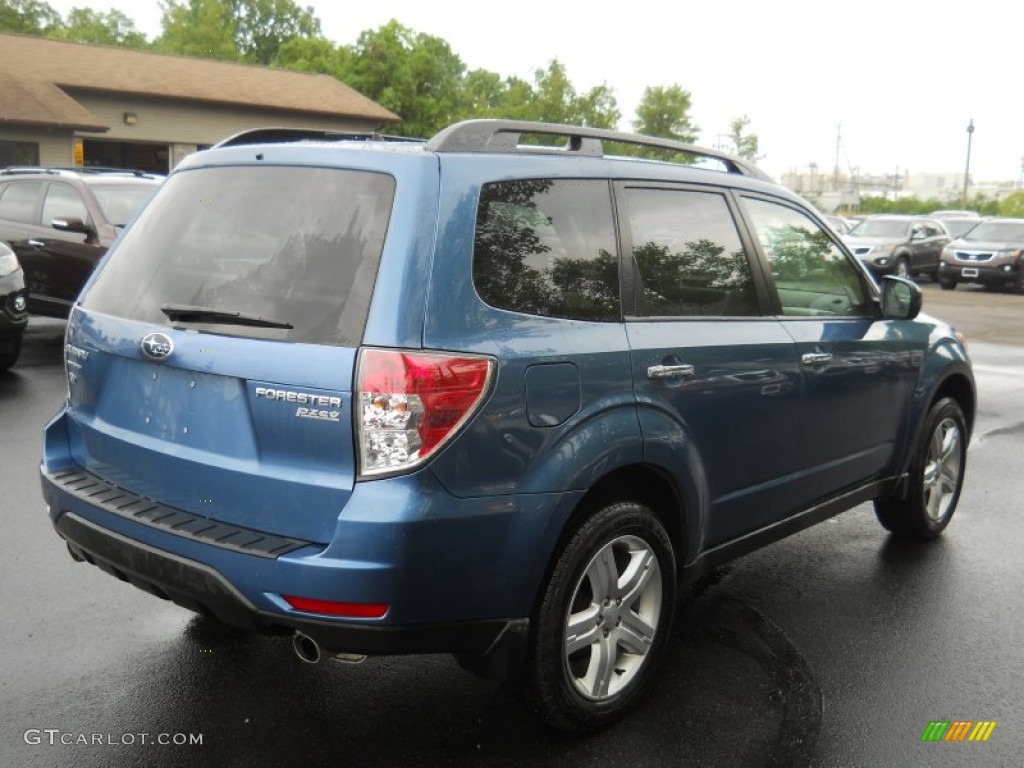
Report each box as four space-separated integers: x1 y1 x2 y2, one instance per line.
283 595 388 619
356 348 494 477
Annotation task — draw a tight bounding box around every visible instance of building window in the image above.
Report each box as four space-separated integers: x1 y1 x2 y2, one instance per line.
0 141 40 168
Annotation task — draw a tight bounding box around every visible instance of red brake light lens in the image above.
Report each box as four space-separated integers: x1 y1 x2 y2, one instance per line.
357 348 494 477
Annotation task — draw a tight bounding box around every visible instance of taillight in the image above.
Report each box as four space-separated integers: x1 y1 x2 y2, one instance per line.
356 348 494 478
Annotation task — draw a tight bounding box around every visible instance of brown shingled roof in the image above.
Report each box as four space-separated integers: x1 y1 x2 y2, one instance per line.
0 33 399 130
0 72 108 131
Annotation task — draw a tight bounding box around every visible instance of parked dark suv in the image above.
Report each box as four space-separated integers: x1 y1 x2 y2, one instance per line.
40 121 975 731
843 214 951 279
0 167 160 318
0 240 28 370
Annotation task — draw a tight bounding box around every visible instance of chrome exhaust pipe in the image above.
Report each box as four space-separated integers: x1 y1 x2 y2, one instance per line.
293 632 321 664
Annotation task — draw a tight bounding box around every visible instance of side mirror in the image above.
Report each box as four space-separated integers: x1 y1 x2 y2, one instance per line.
880 275 922 320
52 217 93 235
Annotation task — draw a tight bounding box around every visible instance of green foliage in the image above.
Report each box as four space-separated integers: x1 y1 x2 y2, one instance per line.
156 0 238 60
729 115 759 160
520 60 619 128
230 0 319 65
458 69 509 116
0 0 61 34
336 20 466 138
625 85 698 161
633 85 698 143
999 191 1024 218
272 35 347 74
157 0 317 64
54 8 148 47
858 194 1000 216
858 196 943 214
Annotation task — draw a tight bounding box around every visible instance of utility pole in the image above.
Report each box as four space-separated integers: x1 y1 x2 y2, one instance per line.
962 119 974 207
834 123 841 190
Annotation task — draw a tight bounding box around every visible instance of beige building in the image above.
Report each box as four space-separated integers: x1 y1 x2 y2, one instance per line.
0 33 399 174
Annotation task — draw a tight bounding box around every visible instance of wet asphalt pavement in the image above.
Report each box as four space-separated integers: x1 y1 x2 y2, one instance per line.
1 314 1022 767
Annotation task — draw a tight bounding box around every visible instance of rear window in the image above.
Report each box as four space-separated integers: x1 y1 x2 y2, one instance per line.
82 166 395 346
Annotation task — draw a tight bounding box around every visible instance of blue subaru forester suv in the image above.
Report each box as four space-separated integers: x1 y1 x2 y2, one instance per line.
41 120 975 731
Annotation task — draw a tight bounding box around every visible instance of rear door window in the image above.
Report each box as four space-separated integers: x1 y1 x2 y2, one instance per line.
81 166 395 346
622 186 761 317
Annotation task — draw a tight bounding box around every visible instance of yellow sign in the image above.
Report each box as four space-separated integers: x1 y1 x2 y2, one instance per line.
73 139 84 167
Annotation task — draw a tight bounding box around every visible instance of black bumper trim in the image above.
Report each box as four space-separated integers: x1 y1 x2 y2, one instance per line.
56 512 519 657
44 466 311 558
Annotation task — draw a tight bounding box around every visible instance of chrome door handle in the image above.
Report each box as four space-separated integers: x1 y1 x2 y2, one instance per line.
802 352 833 365
647 364 695 380
28 239 45 247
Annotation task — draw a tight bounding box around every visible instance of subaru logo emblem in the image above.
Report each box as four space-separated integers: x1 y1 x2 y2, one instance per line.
140 332 174 361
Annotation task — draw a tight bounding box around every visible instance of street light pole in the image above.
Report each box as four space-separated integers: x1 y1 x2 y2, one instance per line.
962 119 974 207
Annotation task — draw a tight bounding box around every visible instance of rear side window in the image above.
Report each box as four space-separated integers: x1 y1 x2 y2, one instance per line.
473 179 620 321
82 166 395 346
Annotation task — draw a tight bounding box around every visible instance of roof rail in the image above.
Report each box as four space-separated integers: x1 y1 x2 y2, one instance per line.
214 127 423 149
425 119 772 181
0 166 162 178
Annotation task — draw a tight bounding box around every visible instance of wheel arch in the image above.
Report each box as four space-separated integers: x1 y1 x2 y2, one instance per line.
895 365 975 484
533 464 692 617
932 371 976 439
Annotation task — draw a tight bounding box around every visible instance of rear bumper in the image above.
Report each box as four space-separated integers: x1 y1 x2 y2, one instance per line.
39 406 577 658
54 510 519 656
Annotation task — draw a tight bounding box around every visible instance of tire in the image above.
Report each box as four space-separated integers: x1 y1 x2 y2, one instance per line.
524 500 676 731
0 334 21 372
875 397 967 539
893 257 910 279
939 280 957 291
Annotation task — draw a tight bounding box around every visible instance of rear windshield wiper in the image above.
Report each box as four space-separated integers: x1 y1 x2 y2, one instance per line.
160 304 293 329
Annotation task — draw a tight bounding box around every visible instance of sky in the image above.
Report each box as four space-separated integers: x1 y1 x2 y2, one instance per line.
43 0 1023 184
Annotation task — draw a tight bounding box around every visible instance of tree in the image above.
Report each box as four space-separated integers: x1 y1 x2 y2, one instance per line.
0 0 61 34
520 60 619 128
633 85 698 144
338 20 466 138
729 115 760 160
156 0 238 60
55 8 148 47
230 0 319 65
457 69 509 117
157 0 319 64
273 35 346 75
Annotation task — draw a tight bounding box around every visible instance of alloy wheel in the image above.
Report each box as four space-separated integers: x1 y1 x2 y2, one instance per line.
922 417 963 523
563 534 663 700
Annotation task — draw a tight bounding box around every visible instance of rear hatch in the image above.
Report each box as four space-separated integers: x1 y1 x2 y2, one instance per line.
67 163 397 544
